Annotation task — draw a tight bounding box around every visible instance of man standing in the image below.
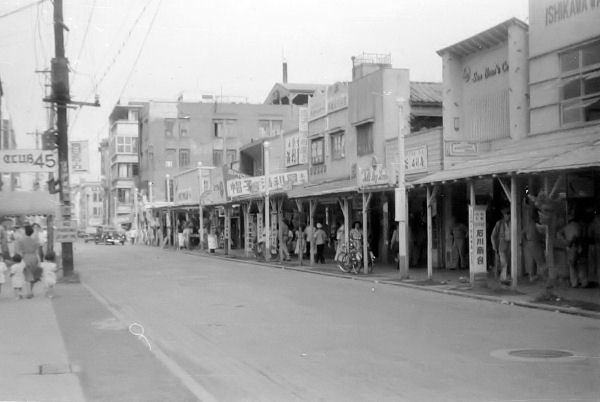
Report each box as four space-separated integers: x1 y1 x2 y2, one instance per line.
450 217 468 270
314 223 328 264
558 211 586 288
280 220 291 261
491 207 511 283
303 224 314 259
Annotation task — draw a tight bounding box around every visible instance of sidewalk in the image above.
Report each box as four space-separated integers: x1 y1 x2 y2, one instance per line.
0 287 85 402
182 246 600 319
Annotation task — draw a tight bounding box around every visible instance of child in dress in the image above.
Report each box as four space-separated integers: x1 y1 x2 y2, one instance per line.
10 254 26 299
0 254 7 296
39 251 58 298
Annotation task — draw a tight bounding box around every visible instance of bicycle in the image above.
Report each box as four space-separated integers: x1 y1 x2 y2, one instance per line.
336 243 375 274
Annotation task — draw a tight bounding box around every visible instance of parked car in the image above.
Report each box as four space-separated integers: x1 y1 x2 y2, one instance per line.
96 230 125 245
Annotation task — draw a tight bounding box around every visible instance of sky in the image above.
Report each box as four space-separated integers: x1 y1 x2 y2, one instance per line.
0 0 529 179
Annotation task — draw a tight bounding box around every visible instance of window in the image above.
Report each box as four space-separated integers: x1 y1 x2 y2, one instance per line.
165 149 176 168
311 138 324 165
117 188 130 204
93 193 98 202
560 41 600 125
116 137 137 154
128 110 139 121
164 118 175 137
179 121 190 137
226 149 237 166
258 120 283 137
179 149 190 167
213 149 224 166
331 132 345 160
117 163 138 178
356 123 373 156
214 119 235 137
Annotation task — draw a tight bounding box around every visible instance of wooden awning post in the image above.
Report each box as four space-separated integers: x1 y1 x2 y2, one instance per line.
362 192 372 274
427 185 438 280
295 199 304 266
510 174 518 289
309 199 316 265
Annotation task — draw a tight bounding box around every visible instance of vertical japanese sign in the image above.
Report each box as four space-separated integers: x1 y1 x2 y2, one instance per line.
298 107 308 164
469 205 487 275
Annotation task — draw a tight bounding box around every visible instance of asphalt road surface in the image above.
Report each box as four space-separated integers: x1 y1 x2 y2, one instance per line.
66 243 600 402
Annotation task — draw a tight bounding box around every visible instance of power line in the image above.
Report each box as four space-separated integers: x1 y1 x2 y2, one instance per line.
0 0 47 20
71 0 97 88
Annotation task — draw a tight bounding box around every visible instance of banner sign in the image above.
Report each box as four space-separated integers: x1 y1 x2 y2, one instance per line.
357 164 391 188
267 170 308 191
227 170 309 199
285 133 300 167
70 141 89 172
469 205 487 274
0 149 57 173
445 141 478 156
173 169 202 205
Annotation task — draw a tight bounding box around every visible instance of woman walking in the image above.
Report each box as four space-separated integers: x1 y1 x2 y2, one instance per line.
16 225 41 298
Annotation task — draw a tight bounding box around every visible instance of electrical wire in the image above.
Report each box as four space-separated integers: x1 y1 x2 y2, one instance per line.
0 0 47 20
70 0 97 88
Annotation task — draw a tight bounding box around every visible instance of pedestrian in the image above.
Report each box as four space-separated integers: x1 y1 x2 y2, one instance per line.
0 219 10 260
10 254 25 299
390 223 399 263
521 198 545 282
334 222 345 262
280 220 291 261
491 207 511 283
314 223 328 263
16 225 42 298
295 224 306 259
304 224 314 259
349 221 363 252
38 251 59 298
0 254 7 296
558 210 586 288
450 217 468 270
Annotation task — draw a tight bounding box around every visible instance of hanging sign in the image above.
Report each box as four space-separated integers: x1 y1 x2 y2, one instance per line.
0 149 57 173
468 205 487 275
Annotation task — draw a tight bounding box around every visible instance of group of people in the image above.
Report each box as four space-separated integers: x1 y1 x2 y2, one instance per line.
0 223 58 299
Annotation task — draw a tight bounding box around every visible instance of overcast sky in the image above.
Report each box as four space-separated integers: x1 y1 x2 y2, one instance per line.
0 0 528 178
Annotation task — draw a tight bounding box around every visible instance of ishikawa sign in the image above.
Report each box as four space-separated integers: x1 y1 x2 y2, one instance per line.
0 149 57 172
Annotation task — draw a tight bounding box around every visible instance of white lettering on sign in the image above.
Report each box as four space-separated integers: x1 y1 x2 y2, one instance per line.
0 149 57 173
405 146 428 173
357 164 391 188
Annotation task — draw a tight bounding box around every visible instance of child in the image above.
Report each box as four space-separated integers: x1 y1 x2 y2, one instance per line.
0 255 7 296
10 254 26 299
39 251 58 298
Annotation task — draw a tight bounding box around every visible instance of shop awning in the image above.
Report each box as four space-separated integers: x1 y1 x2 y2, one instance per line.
521 139 600 173
412 132 598 186
0 191 59 216
287 179 357 199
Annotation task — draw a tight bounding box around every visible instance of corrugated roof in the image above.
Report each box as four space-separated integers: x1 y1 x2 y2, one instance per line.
287 178 357 199
412 132 598 186
437 18 528 58
410 82 442 104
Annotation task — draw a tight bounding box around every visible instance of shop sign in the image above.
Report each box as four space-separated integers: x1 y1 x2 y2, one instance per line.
55 219 77 243
299 131 308 164
406 146 428 173
173 169 202 205
357 164 391 188
309 164 327 176
327 82 349 113
268 170 308 191
227 176 266 198
468 205 487 274
70 140 89 172
285 133 300 167
445 141 478 156
298 107 309 132
0 149 57 173
463 61 509 84
545 0 599 26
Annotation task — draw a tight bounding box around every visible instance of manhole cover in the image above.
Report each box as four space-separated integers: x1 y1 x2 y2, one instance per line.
508 349 573 359
491 348 584 362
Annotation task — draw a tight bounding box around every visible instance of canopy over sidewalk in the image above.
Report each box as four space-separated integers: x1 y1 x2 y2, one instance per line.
0 191 59 216
412 131 600 186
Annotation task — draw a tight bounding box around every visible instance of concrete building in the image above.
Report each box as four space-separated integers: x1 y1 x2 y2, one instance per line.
72 180 103 231
100 102 144 228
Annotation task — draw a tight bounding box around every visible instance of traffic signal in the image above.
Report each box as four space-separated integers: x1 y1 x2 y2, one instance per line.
47 176 61 194
42 129 58 150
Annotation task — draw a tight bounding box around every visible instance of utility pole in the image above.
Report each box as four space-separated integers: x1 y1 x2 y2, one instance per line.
52 0 74 276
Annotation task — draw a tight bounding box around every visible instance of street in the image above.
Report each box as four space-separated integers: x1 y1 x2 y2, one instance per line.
51 243 600 402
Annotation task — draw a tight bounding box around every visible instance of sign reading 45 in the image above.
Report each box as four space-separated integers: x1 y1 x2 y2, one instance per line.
0 149 58 173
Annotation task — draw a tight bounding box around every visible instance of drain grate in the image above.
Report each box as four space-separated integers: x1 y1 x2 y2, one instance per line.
508 349 573 359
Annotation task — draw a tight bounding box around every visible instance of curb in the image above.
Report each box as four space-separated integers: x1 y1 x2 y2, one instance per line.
180 249 600 320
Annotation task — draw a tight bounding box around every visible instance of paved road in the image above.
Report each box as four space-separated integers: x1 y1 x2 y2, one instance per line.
68 243 600 402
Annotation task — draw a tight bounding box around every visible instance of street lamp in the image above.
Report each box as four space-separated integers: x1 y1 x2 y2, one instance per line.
396 97 409 278
264 141 271 262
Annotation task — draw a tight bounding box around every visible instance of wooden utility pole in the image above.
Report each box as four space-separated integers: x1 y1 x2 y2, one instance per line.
52 0 74 276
